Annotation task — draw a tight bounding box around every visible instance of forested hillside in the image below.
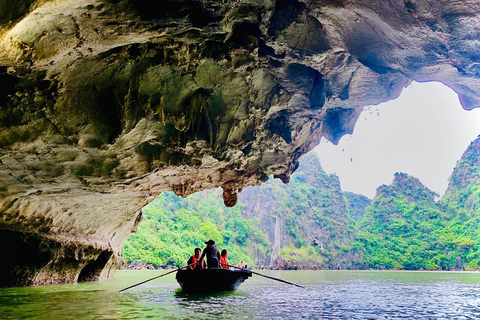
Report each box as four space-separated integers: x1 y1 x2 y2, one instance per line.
123 136 480 270
439 137 480 269
123 152 360 269
355 173 450 270
237 152 358 268
356 136 480 270
443 137 480 215
122 190 262 268
344 192 371 223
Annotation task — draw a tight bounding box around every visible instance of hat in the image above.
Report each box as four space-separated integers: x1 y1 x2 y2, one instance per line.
204 239 215 245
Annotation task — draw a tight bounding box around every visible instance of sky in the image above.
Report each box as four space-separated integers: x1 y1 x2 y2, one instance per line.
314 81 480 199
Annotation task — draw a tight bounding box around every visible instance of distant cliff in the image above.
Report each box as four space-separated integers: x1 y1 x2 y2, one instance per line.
442 137 480 216
123 152 363 269
344 192 371 223
356 173 446 269
124 152 370 269
356 136 480 270
237 152 358 268
439 136 480 269
124 136 480 270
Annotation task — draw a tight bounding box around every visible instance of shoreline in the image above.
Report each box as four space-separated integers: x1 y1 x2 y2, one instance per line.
119 261 477 272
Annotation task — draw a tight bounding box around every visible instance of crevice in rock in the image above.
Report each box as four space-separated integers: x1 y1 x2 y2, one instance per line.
323 107 360 145
309 70 326 110
265 110 292 144
0 0 35 25
78 251 113 282
0 230 57 287
268 0 306 37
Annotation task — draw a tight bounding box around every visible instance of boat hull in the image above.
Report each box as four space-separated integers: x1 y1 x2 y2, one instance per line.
176 269 252 294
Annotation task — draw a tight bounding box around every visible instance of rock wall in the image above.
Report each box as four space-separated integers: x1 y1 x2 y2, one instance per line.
0 0 479 286
237 152 355 269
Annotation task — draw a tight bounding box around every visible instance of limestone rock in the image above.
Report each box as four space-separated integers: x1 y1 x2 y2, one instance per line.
0 0 480 286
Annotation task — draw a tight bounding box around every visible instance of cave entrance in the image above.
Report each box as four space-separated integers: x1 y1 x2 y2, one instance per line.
0 230 57 287
315 81 480 199
78 251 113 282
120 81 480 272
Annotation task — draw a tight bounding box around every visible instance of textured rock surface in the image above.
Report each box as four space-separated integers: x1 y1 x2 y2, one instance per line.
1 0 480 286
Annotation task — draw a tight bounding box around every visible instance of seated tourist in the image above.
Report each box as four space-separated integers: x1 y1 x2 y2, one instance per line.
187 247 204 270
220 249 229 269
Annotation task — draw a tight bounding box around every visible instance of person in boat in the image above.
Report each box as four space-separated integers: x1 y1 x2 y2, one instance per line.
237 261 244 269
187 247 205 270
199 239 221 268
220 249 229 269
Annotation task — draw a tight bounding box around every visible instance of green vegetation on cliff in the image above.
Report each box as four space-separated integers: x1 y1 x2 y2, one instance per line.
123 152 356 269
356 136 480 270
122 191 264 267
344 192 370 223
356 173 448 270
439 137 480 269
123 136 480 270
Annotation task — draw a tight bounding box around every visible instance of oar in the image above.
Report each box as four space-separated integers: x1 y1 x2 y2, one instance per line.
250 270 305 288
223 264 305 288
119 263 195 293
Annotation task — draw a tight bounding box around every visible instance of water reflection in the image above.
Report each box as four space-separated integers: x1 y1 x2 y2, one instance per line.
1 271 480 319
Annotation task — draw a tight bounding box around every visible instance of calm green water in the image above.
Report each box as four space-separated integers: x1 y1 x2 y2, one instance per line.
2 270 480 319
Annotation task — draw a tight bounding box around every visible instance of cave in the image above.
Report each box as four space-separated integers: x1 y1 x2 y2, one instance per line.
1 0 480 286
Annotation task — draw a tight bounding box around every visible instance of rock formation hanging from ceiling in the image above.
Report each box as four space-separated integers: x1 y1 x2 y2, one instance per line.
0 0 479 286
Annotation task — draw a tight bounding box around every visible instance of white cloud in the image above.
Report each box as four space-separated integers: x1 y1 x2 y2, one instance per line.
314 81 480 199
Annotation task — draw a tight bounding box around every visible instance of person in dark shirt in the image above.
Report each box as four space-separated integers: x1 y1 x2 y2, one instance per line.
187 247 204 270
199 239 221 269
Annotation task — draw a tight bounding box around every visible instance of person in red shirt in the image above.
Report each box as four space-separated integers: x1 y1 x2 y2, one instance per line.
220 249 229 269
187 248 204 270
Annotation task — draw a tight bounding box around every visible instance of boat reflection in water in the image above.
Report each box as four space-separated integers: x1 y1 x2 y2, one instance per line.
176 268 252 294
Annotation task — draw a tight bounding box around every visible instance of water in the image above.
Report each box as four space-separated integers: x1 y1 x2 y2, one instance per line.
2 270 480 319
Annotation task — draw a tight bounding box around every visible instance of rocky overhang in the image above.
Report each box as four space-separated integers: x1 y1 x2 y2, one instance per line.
1 0 480 286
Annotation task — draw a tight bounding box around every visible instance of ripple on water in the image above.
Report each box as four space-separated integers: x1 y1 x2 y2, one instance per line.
2 271 480 319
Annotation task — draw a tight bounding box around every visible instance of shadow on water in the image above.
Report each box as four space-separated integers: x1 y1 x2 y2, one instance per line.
173 288 247 300
170 289 254 319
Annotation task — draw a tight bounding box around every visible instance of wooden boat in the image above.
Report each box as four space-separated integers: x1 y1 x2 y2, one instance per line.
175 268 252 294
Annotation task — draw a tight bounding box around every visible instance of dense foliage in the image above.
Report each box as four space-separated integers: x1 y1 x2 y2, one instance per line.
344 192 371 223
123 152 356 269
439 137 480 270
122 191 264 267
123 136 480 270
356 137 480 270
356 173 451 270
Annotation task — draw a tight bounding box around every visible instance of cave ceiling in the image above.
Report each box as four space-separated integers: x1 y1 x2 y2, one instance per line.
0 0 480 285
